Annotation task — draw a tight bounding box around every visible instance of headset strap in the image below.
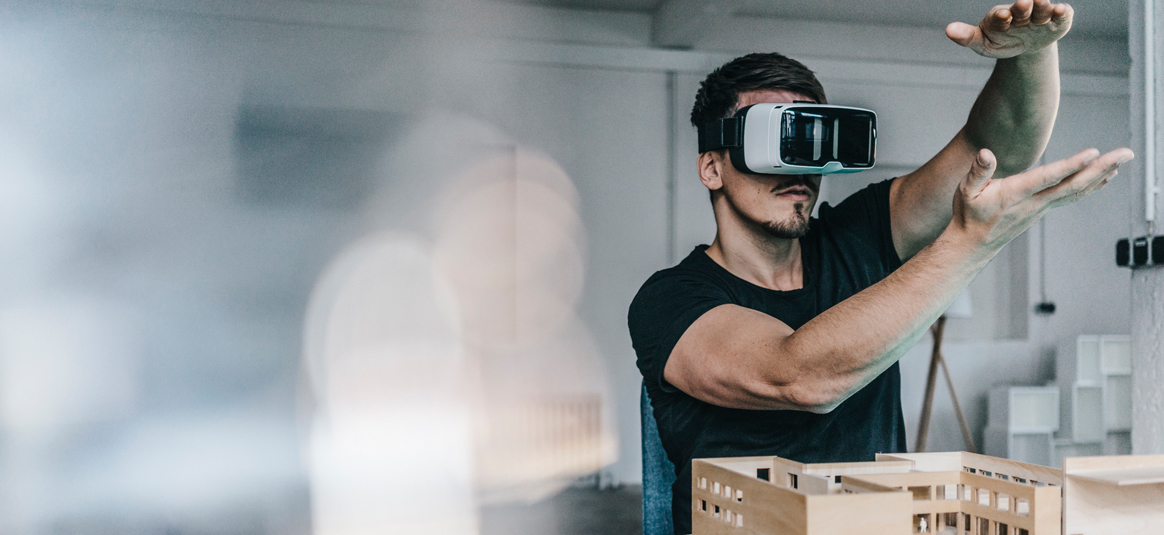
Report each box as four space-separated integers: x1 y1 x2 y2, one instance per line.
697 117 743 153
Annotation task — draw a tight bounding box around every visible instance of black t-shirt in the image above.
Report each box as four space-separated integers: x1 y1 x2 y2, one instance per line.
628 179 907 535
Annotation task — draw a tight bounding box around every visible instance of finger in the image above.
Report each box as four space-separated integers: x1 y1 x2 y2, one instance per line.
983 6 1013 33
1069 160 1122 200
1035 148 1134 204
1051 3 1074 27
1046 168 1118 209
1005 148 1099 196
1010 0 1034 26
961 149 998 198
946 22 982 50
1031 0 1053 24
1076 169 1118 199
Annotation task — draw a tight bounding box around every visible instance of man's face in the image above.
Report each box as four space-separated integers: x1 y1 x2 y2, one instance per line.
716 89 822 240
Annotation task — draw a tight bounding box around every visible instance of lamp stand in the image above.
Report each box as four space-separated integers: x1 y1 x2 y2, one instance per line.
914 316 976 453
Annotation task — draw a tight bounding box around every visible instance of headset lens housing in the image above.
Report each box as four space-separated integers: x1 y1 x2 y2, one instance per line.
779 107 875 169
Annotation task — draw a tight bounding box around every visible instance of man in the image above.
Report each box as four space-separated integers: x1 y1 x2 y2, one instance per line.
627 2 1134 533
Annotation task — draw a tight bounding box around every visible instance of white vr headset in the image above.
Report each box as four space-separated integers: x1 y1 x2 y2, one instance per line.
698 103 877 175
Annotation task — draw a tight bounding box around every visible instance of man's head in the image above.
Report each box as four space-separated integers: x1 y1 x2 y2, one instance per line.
691 52 827 129
692 53 826 240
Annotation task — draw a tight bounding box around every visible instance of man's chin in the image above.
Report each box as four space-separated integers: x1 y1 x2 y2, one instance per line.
758 204 811 239
761 218 810 240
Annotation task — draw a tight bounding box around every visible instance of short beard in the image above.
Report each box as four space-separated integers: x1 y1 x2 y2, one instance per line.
761 204 811 239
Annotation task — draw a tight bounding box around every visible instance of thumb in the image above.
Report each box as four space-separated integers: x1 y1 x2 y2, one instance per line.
962 149 997 197
945 22 980 48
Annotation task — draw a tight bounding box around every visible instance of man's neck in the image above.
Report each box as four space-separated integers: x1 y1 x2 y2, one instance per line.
705 227 804 292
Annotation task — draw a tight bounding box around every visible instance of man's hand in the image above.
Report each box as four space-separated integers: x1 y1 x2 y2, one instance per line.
949 146 1133 252
946 0 1074 58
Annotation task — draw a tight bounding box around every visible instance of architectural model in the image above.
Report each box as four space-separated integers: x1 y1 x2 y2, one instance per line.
691 451 1164 535
1062 455 1164 535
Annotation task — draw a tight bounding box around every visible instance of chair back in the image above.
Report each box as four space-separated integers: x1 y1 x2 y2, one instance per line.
641 383 676 535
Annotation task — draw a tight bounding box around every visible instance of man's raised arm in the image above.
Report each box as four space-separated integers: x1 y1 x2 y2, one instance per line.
665 147 1131 413
890 0 1074 260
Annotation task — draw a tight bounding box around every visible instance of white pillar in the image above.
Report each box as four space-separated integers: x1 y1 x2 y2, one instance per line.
1131 276 1164 454
1129 0 1164 455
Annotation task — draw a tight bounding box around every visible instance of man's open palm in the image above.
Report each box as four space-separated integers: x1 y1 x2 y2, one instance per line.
947 0 1074 58
951 146 1132 252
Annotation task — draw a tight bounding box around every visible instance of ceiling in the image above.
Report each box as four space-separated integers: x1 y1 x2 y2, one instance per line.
500 0 663 10
498 0 1130 39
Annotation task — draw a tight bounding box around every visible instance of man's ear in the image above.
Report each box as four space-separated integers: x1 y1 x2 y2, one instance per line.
697 151 725 192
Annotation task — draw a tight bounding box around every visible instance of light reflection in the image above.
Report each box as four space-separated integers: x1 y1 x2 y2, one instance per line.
431 148 614 504
305 234 476 535
2 3 622 529
0 130 73 296
304 118 615 533
0 298 138 433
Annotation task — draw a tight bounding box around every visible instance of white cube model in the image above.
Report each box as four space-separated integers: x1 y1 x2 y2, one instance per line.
986 386 1059 466
1064 335 1133 456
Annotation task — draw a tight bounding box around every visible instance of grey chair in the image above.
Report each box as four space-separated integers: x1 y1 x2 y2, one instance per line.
641 382 676 535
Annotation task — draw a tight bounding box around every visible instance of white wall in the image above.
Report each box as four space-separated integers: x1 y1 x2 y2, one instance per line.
1039 93 1134 446
1127 0 1164 455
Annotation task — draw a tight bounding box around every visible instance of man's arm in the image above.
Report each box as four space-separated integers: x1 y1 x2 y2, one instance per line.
665 147 1131 412
890 0 1074 260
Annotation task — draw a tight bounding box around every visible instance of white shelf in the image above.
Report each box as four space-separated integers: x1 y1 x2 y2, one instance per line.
1070 334 1134 445
1072 384 1104 443
1099 335 1132 375
1104 375 1132 432
985 385 1059 466
984 427 1054 467
1077 336 1102 382
989 385 1059 433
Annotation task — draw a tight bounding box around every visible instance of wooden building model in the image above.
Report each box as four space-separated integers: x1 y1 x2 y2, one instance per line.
692 451 1063 535
692 451 1164 535
1062 454 1164 535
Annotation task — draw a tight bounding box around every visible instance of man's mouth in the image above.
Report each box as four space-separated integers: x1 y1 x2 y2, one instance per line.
773 185 814 200
770 176 819 199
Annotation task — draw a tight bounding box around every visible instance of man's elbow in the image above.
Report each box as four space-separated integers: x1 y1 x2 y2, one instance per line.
984 132 1053 176
995 152 1045 178
782 381 848 414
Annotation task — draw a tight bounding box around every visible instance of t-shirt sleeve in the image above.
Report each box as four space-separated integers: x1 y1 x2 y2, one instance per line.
816 178 903 273
628 268 731 393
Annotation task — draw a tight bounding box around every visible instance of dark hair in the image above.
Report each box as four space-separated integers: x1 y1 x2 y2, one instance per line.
690 52 827 129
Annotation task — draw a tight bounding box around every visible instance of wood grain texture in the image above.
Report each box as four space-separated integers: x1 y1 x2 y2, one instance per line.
849 470 1059 533
880 451 1064 486
1063 455 1164 535
692 458 807 535
1067 466 1164 486
691 458 914 535
690 453 1164 535
805 491 911 535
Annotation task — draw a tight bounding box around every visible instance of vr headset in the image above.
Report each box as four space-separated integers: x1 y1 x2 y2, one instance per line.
698 103 877 175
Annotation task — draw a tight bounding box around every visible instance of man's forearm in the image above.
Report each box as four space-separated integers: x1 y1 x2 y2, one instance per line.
964 44 1060 175
890 43 1062 260
772 225 994 413
769 147 1122 414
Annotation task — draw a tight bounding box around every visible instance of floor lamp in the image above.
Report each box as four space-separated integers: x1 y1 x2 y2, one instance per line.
915 289 976 453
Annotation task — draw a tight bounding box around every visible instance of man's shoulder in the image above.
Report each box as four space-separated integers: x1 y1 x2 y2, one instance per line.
814 177 896 227
628 246 734 330
628 245 741 389
809 176 905 282
632 246 725 300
